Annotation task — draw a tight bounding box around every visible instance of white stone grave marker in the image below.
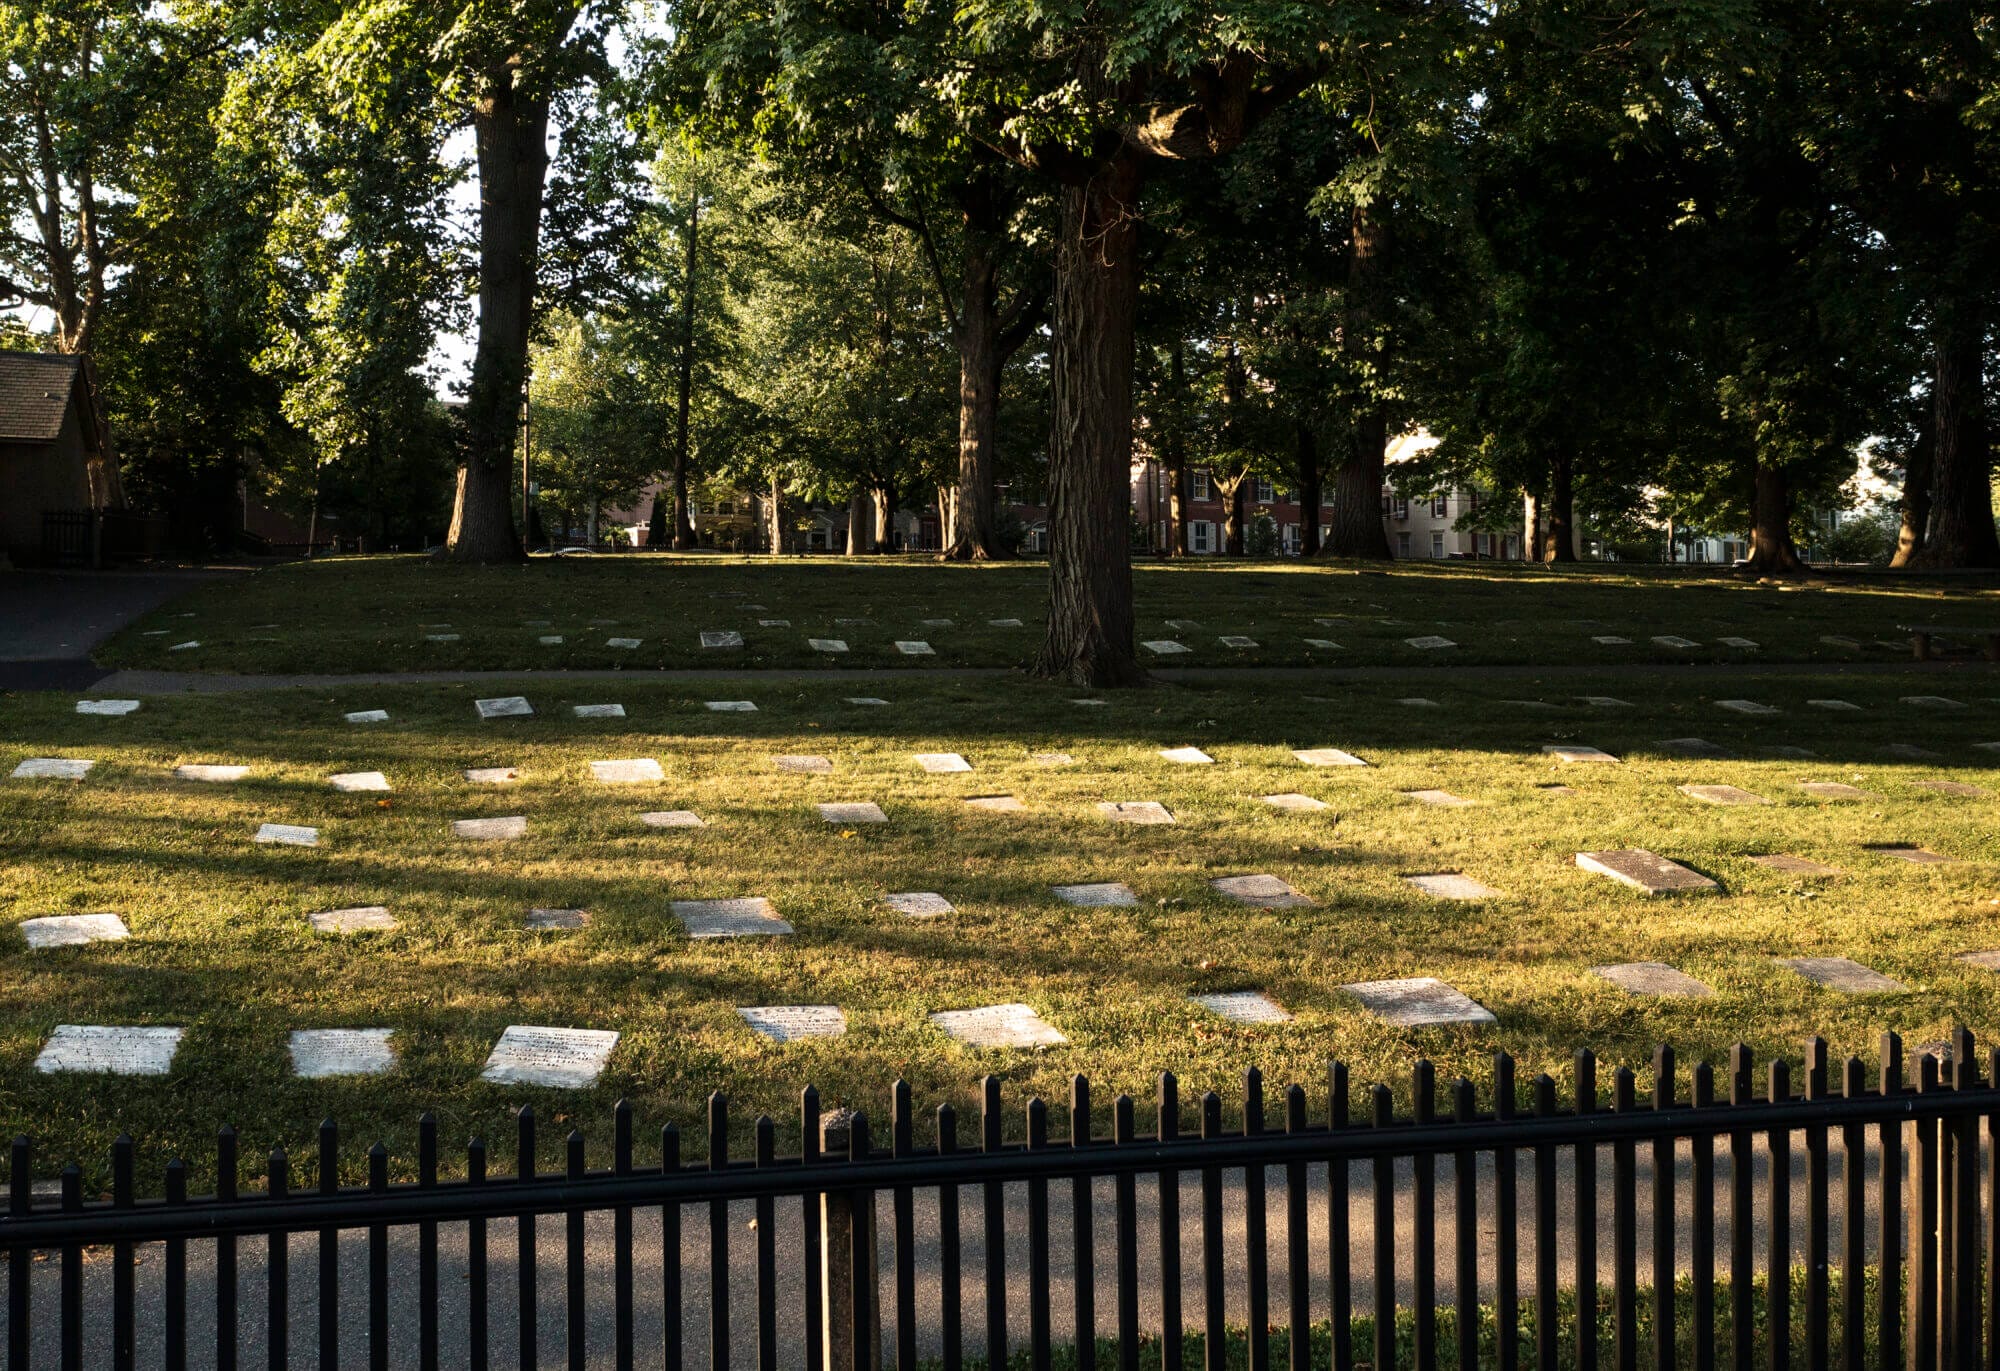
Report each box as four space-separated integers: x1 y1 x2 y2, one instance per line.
989 618 1024 628
345 710 389 724
480 1026 620 1088
606 637 642 650
526 908 589 930
76 699 140 716
1142 640 1191 655
738 1007 847 1043
1544 745 1620 765
930 1003 1067 1048
1404 790 1473 807
426 633 461 643
1210 874 1312 908
1263 793 1329 812
914 753 972 773
1398 698 1441 708
1165 619 1203 631
309 906 396 934
640 811 705 828
1304 638 1343 649
1193 991 1292 1024
168 640 201 652
700 631 744 649
846 697 889 707
1031 752 1074 766
1717 700 1779 716
1052 882 1139 908
895 640 935 656
1651 635 1700 649
706 700 758 712
1218 636 1258 649
966 794 1027 813
810 639 850 653
1404 635 1456 650
1808 700 1861 711
289 1029 396 1079
329 771 390 793
775 755 833 774
1591 963 1713 996
19 914 129 949
1865 844 1953 864
1099 801 1174 825
538 635 566 646
463 767 518 784
1576 849 1717 894
817 801 887 824
673 897 793 938
1777 957 1904 993
1592 636 1634 645
1341 978 1496 1028
1294 748 1367 767
256 823 318 847
1798 781 1869 799
1678 784 1769 806
1159 746 1214 765
1580 697 1631 708
452 816 526 840
1901 696 1966 709
11 758 94 780
573 704 624 718
1403 873 1501 900
475 696 533 720
1717 637 1759 649
1914 780 1987 798
175 764 247 783
35 1025 183 1076
591 758 664 784
884 892 954 917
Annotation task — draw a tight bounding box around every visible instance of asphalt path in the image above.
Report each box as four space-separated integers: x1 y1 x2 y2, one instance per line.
0 568 235 691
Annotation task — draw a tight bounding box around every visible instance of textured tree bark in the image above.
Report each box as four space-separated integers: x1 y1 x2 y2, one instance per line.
1219 471 1248 555
944 238 1005 560
767 477 787 555
1525 493 1541 561
846 492 870 555
1164 341 1190 556
1295 425 1322 556
872 485 896 552
1890 426 1933 567
1032 157 1147 686
1744 462 1803 571
669 194 700 550
1322 204 1393 559
446 52 559 563
1911 302 2000 568
1542 449 1578 563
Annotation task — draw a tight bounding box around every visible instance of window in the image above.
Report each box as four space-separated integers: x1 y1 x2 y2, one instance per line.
1476 533 1491 558
1396 531 1412 557
1255 479 1275 503
1191 521 1212 553
1192 472 1212 500
1282 523 1298 552
1392 497 1410 521
1431 495 1448 518
1431 531 1446 558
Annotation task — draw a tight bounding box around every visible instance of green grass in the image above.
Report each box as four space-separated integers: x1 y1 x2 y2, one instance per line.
92 553 2000 674
3 669 1998 1189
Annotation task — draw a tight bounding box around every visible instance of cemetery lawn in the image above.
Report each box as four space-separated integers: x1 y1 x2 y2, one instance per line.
93 552 2000 675
4 668 2000 1189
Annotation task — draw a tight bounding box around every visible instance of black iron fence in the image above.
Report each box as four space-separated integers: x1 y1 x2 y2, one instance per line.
2 1030 1996 1369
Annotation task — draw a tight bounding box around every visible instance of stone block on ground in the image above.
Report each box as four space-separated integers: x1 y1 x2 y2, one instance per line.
175 764 248 783
1575 849 1718 894
884 892 953 917
452 816 526 840
289 1029 396 1079
817 801 887 824
1210 874 1312 908
309 906 396 934
1591 962 1713 996
329 771 390 793
1193 991 1292 1024
34 1025 183 1076
1341 978 1496 1028
1099 801 1174 824
255 823 318 847
673 896 793 938
640 811 705 828
475 696 533 720
737 1007 846 1043
1294 748 1367 767
11 758 93 780
480 1026 619 1088
1403 873 1500 900
1052 882 1139 908
1777 957 1903 993
929 1003 1067 1048
1263 793 1329 811
19 914 129 949
591 758 664 784
1678 784 1769 806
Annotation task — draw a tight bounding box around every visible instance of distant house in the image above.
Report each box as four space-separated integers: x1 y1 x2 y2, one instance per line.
0 353 123 562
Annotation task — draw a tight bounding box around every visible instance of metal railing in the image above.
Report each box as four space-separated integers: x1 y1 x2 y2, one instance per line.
2 1029 1995 1369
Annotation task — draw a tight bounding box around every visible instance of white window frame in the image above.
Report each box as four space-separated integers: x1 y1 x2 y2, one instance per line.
1191 472 1212 501
1396 531 1412 557
1431 531 1446 558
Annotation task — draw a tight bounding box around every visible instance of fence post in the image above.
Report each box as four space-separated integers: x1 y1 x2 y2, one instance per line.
820 1108 881 1371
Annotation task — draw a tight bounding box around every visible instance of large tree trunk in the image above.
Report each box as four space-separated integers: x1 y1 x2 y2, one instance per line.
846 492 870 555
1911 301 2000 568
766 476 787 555
1321 204 1393 559
1525 493 1541 561
1744 461 1803 572
1164 342 1190 556
1296 425 1322 556
944 237 1008 560
669 194 700 550
1222 471 1248 555
1890 424 1934 567
446 55 559 563
1032 157 1146 687
1542 449 1578 563
873 485 896 552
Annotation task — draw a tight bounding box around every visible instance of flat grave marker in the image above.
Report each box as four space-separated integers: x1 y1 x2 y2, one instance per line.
1808 699 1862 711
1404 789 1474 807
1913 779 1987 797
525 908 590 930
1717 637 1760 649
701 631 745 649
1799 781 1870 800
168 640 200 652
1717 700 1779 716
639 810 705 828
895 641 935 656
573 704 624 718
1193 991 1292 1024
1398 698 1440 708
1580 697 1631 708
255 823 318 847
1142 640 1191 656
1777 957 1904 993
463 767 518 784
759 619 790 627
1958 951 2000 973
175 764 247 783
425 634 460 643
1218 636 1258 649
76 699 140 716
1820 635 1861 648
35 1025 183 1076
1159 746 1214 765
775 755 833 774
11 758 93 780
929 1003 1067 1049
846 697 889 707
606 637 642 650
1750 854 1844 875
1263 792 1329 812
1165 619 1203 631
706 700 758 713
673 896 793 938
591 758 664 784
1865 844 1953 865
480 1026 620 1088
1210 874 1312 908
309 906 396 935
1304 638 1343 650
19 914 129 949
1294 748 1367 767
538 635 566 645
1031 752 1074 766
1053 882 1139 908
1404 635 1456 650
1678 784 1769 806
1543 744 1617 763
1901 696 1967 710
1403 873 1500 900
1099 801 1174 825
289 1029 396 1079
810 639 850 653
817 801 887 825
1341 978 1496 1028
737 1007 847 1043
1592 636 1634 645
345 710 389 724
884 892 954 917
1591 962 1714 997
475 696 533 720
835 617 873 626
921 618 954 628
1651 635 1701 649
1576 848 1719 895
329 771 390 793
452 816 526 841
989 618 1023 628
914 753 972 773
966 794 1027 813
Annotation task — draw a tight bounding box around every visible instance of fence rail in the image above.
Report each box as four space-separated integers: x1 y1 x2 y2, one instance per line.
2 1029 1996 1370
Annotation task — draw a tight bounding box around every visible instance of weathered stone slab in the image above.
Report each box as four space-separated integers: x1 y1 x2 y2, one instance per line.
1141 640 1191 655
989 618 1024 628
1398 698 1440 708
1592 636 1634 645
818 801 886 824
1165 619 1203 631
1717 699 1779 716
639 810 704 828
1651 635 1700 649
1294 748 1367 767
464 767 518 784
1777 957 1904 993
759 619 790 627
1717 637 1760 649
289 1029 396 1079
452 816 526 840
930 1003 1067 1048
1098 801 1173 825
706 700 757 712
1304 638 1343 649
966 794 1027 813
1263 792 1329 812
1866 844 1953 864
591 758 664 784
846 697 889 706
1052 881 1139 908
1193 990 1292 1024
914 752 972 773
1820 635 1861 648
1656 738 1732 758
738 1006 846 1043
835 617 873 626
525 907 589 930
19 914 129 949
775 755 833 774
1159 746 1214 765
573 704 624 718
426 633 460 643
1540 784 1577 796
538 635 566 645
1403 872 1501 900
168 640 200 652
1341 978 1496 1028
810 638 850 653
921 618 954 628
175 764 248 783
1218 635 1258 648
1750 854 1843 875
1543 744 1617 763
1404 789 1473 807
1031 752 1074 766
11 758 93 780
1799 781 1869 799
1881 743 1943 760
1501 699 1560 712
1901 695 1967 709
1958 951 2000 973
1576 849 1719 894
895 640 935 656
309 906 396 935
35 1025 183 1076
1678 784 1769 806
673 897 793 938
1211 874 1312 908
884 891 954 917
345 709 389 724
475 696 533 720
329 771 390 793
607 636 644 650
256 823 318 847
1591 962 1714 997
1977 742 2000 753
700 631 744 649
1580 697 1631 708
1808 699 1861 711
480 1026 619 1088
1404 635 1456 650
76 699 140 716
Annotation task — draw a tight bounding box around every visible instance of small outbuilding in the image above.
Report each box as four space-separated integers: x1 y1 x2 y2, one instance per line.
0 352 124 563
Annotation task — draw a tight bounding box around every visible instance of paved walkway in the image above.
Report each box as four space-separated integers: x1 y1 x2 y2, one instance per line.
0 568 238 691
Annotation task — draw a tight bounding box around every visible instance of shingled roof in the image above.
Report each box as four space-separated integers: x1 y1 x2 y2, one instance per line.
0 353 83 443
